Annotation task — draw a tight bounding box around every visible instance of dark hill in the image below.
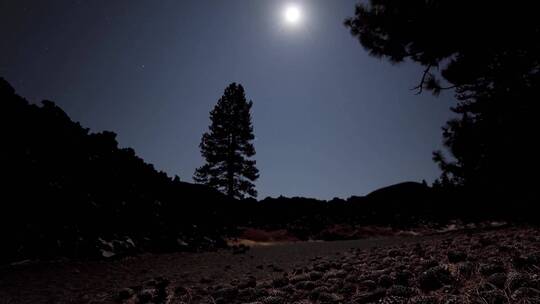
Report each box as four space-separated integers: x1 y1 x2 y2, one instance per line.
1 77 230 263
366 181 431 201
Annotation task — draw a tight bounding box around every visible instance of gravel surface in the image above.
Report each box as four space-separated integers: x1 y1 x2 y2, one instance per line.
1 226 539 304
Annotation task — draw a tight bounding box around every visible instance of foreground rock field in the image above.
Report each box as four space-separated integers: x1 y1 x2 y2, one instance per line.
1 226 539 304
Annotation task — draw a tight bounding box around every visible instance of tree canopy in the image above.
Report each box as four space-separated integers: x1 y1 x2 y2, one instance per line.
345 1 539 94
345 1 539 200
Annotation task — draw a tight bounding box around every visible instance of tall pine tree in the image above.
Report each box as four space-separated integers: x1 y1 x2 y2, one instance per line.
194 83 259 199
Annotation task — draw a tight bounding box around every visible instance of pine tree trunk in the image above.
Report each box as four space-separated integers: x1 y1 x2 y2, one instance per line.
227 133 235 198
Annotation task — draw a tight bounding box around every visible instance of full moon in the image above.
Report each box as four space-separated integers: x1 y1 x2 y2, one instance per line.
284 5 301 24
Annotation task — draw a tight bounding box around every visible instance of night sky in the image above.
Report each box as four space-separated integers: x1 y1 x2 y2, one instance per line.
1 0 455 199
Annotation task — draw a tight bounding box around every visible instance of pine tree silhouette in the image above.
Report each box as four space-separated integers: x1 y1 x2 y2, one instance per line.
194 83 259 199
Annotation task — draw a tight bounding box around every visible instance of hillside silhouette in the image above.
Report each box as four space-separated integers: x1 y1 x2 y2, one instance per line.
2 77 232 263
1 76 535 264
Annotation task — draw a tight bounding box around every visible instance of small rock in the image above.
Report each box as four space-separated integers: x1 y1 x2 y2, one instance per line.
507 272 531 292
116 288 135 301
479 262 505 276
239 276 257 289
378 274 394 288
323 269 347 279
267 289 288 298
417 266 452 291
295 280 316 290
511 287 540 300
457 261 475 278
200 276 213 284
487 273 507 289
479 289 508 304
260 296 285 304
359 279 377 290
409 296 439 304
308 286 329 300
394 271 412 286
314 262 331 272
253 288 269 298
442 295 466 304
479 237 494 247
271 276 289 288
137 288 157 303
421 259 439 270
212 286 238 299
351 288 386 304
412 243 425 257
388 249 402 257
290 273 310 283
317 292 342 302
526 251 540 265
387 285 416 298
379 296 408 304
447 250 467 263
308 271 323 281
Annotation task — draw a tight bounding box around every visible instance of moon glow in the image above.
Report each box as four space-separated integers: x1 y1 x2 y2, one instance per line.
284 5 301 25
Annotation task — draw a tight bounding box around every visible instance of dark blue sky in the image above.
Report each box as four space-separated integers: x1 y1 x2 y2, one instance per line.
1 0 455 199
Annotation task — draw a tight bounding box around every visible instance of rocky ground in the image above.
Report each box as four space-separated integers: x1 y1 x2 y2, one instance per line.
1 226 539 304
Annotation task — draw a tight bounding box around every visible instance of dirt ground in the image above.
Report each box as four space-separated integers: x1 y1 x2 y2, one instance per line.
0 236 415 304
